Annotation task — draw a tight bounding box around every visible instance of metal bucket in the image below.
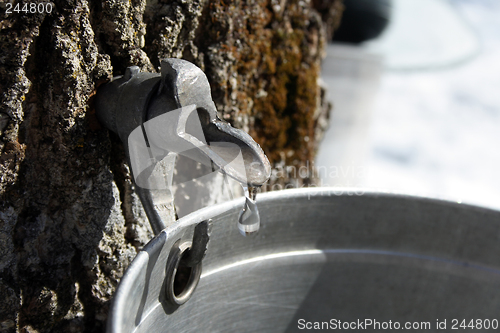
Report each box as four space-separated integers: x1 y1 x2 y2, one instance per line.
108 188 500 332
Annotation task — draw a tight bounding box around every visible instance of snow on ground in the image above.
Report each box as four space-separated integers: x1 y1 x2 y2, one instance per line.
316 0 500 209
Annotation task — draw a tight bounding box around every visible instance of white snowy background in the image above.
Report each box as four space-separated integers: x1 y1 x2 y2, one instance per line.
316 0 500 209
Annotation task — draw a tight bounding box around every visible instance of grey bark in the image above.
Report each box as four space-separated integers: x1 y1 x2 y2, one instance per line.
0 0 342 331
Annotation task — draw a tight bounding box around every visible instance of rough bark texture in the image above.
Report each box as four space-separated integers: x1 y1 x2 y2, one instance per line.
312 0 344 40
0 0 342 332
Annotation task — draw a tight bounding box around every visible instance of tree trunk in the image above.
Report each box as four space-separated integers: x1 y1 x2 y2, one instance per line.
0 0 341 331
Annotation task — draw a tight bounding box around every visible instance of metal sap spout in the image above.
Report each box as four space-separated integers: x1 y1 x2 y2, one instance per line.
95 59 271 234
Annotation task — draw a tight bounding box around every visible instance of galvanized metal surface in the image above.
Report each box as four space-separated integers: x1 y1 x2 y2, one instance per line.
108 188 500 333
95 58 271 234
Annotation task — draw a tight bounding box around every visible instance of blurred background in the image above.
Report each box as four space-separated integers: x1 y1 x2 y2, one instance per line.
316 0 500 209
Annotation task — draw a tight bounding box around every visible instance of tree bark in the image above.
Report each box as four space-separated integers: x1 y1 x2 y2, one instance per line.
0 0 342 331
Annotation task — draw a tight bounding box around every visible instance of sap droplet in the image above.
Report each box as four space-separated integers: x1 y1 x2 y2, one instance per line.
238 186 260 236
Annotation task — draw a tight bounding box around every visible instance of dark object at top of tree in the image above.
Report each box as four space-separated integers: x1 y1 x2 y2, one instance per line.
333 0 392 44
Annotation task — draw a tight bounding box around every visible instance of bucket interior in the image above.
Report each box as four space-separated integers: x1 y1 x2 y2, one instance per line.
109 189 500 332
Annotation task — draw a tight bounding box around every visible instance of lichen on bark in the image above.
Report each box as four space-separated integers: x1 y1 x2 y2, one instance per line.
0 0 342 331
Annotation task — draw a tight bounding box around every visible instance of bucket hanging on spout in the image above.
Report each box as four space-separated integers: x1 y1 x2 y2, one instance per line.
107 188 500 333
